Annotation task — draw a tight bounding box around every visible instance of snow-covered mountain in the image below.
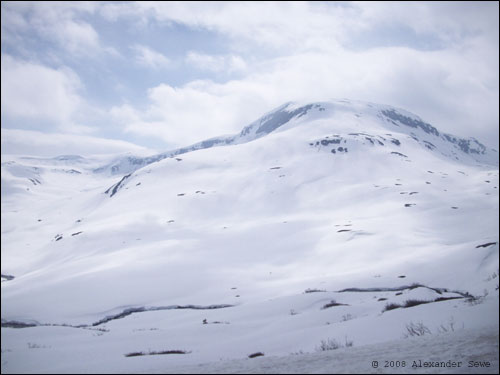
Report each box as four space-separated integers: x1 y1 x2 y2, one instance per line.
91 100 498 176
1 100 498 373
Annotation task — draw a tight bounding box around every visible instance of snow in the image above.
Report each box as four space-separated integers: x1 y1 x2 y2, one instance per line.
1 99 498 373
139 327 499 374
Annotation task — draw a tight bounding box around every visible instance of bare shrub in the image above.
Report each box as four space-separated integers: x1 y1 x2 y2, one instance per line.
316 338 341 351
465 291 487 306
403 322 431 338
437 317 457 333
315 336 354 351
344 336 354 347
341 314 355 322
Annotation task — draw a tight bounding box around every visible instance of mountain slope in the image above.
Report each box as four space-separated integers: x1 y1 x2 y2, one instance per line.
1 99 498 373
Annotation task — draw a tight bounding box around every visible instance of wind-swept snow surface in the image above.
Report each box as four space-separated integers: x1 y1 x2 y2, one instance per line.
1 100 498 373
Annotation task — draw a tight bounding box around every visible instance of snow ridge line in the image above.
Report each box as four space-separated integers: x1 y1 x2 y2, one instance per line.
90 304 235 326
336 283 474 298
1 304 235 329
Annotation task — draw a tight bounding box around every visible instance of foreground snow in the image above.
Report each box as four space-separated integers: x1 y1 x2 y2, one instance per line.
1 322 498 373
144 326 499 374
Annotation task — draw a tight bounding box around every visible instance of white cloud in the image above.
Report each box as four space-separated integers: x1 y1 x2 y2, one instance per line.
355 2 499 44
1 2 113 58
124 2 498 53
99 2 351 52
186 51 247 73
131 44 170 69
1 55 87 132
53 19 100 55
1 128 152 157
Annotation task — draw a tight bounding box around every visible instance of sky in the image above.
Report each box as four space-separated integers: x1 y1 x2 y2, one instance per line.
1 1 499 156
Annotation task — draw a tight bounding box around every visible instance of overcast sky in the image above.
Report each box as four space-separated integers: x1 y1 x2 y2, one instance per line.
1 1 499 156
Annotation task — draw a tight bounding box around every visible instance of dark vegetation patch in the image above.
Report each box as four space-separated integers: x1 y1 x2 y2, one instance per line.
476 242 497 248
28 178 41 185
203 319 230 325
383 296 465 313
403 299 433 308
125 350 190 357
423 141 436 150
383 303 401 312
105 173 132 197
248 352 265 358
321 300 348 309
321 138 342 146
337 283 468 296
1 320 37 328
434 296 463 302
391 151 408 157
304 288 326 294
